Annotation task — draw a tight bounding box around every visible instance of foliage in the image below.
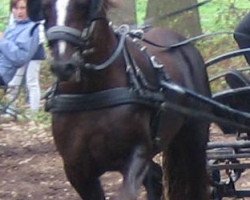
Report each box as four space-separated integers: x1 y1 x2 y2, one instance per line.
198 0 249 32
0 0 10 31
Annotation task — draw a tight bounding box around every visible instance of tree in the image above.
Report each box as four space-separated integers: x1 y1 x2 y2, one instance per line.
108 0 136 26
146 0 202 37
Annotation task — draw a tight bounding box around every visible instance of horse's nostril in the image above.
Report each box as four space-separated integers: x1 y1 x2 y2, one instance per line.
50 61 77 80
65 63 75 73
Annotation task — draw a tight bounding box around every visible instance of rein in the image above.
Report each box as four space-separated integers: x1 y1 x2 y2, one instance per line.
142 0 212 27
84 25 129 70
129 31 250 51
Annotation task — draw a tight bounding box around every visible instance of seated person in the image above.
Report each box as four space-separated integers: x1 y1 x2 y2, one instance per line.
0 0 39 86
7 8 46 111
234 12 250 65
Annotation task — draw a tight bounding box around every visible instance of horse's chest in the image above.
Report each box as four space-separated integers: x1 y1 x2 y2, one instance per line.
53 105 151 141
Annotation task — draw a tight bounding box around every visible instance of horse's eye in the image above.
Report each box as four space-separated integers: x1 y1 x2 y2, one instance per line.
43 3 49 14
43 9 49 19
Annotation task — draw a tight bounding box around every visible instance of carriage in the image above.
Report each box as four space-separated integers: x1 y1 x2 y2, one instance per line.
12 0 250 199
205 51 250 199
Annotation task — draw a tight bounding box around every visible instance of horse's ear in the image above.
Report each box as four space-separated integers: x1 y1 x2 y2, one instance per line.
27 0 44 22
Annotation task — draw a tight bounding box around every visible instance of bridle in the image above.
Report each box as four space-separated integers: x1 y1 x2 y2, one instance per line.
46 0 103 47
46 2 128 75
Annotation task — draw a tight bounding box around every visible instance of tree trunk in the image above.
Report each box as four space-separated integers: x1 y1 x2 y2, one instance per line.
108 0 136 26
146 0 202 37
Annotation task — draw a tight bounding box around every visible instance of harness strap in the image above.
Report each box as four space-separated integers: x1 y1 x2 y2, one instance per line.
46 87 165 113
84 25 129 70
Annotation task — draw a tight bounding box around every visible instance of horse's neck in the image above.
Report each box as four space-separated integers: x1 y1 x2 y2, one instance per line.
80 23 128 91
87 22 117 64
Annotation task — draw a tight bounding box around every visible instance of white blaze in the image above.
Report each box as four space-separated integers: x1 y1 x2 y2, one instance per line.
56 0 70 55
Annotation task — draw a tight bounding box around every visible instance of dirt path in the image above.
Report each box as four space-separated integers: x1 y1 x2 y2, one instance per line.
0 121 80 200
0 120 147 200
0 120 249 200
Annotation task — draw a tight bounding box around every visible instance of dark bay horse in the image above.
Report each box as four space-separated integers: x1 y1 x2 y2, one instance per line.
27 0 211 199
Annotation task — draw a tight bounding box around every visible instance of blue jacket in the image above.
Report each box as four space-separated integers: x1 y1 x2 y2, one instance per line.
0 18 39 84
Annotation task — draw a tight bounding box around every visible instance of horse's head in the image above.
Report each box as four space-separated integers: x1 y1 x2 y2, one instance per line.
27 0 117 81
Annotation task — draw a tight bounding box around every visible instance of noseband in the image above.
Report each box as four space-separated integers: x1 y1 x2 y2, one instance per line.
46 18 101 49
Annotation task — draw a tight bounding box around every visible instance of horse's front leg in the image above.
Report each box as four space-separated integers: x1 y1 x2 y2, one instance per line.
118 145 150 200
143 160 162 200
63 162 105 200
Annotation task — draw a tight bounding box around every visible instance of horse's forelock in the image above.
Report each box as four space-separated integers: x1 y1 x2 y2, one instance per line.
27 0 44 22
